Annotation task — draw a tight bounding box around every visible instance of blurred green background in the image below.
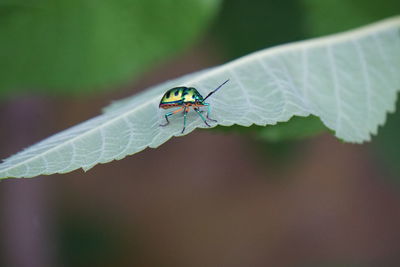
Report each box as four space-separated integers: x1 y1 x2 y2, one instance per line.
0 0 400 266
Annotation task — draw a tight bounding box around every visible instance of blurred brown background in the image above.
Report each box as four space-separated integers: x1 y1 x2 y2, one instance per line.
1 0 400 266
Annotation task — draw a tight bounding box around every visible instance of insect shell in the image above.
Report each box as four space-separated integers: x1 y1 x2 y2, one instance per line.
159 79 229 134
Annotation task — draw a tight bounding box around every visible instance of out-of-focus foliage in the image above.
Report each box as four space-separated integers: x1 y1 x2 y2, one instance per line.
302 0 400 36
0 0 221 96
59 215 124 267
217 116 327 142
213 0 304 58
374 99 400 177
254 116 328 142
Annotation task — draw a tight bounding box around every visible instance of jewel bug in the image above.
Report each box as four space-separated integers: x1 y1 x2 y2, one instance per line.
159 79 229 134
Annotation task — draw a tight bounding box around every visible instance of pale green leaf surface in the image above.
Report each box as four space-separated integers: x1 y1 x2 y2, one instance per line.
1 17 400 179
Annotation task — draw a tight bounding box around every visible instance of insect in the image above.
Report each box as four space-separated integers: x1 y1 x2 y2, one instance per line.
159 79 229 134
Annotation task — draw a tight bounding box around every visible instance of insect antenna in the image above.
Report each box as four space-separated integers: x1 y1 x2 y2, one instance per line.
203 79 229 101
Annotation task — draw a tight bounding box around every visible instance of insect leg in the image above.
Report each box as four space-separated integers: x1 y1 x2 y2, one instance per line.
203 103 217 122
181 107 189 134
194 107 211 127
160 107 184 127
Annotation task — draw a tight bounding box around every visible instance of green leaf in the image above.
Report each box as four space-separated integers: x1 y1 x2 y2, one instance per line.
1 17 399 179
254 115 328 142
0 0 220 96
372 97 400 177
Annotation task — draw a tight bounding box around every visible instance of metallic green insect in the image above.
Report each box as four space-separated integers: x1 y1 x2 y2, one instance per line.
159 79 229 133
